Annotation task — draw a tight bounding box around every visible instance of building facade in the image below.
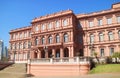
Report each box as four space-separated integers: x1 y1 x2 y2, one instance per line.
0 40 4 60
9 3 120 62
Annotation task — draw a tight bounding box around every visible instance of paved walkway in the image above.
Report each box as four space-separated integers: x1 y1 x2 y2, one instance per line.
26 73 120 78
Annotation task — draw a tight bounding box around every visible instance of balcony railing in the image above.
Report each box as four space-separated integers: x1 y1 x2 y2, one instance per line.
28 57 90 64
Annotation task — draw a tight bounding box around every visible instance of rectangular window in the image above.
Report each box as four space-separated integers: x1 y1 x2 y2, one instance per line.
117 16 120 23
90 34 94 43
100 49 104 57
98 19 102 26
107 18 112 24
89 21 93 27
110 48 114 56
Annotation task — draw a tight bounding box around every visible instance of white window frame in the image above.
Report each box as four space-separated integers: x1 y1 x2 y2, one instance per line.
108 32 114 41
117 16 120 23
98 19 102 26
99 33 104 41
107 18 112 24
63 19 67 26
89 21 93 27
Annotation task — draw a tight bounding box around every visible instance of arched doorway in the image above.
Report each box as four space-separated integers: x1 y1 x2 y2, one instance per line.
56 49 60 58
79 49 84 56
48 49 52 58
34 52 37 58
41 50 45 58
64 48 69 57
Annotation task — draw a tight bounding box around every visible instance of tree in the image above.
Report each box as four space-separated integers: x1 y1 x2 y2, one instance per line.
93 52 100 64
112 52 120 63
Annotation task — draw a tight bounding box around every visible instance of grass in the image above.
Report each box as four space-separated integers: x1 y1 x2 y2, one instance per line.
90 64 120 74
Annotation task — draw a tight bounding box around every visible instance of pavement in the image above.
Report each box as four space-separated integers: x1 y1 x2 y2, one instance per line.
26 73 120 78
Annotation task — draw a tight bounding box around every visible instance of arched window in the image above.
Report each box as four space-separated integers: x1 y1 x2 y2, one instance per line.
56 21 59 28
64 33 68 42
35 26 39 31
99 33 104 42
35 37 39 45
90 34 94 43
63 19 67 26
48 35 52 44
56 34 60 43
20 43 22 49
41 24 45 30
48 23 52 29
108 31 114 41
118 30 120 39
41 37 45 44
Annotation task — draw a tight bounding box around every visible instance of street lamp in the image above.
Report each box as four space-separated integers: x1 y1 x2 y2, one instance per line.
43 46 48 58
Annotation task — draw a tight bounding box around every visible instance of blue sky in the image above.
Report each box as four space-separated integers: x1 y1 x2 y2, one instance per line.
0 0 119 47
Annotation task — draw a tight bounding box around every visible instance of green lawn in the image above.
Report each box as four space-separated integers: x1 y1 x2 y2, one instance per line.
90 64 120 74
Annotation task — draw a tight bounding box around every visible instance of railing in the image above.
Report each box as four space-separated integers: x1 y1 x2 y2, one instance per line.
28 57 90 64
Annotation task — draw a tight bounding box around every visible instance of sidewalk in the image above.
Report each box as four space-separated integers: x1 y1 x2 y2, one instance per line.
26 73 120 78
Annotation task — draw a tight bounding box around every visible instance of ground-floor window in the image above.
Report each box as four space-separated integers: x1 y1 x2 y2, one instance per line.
100 48 104 57
64 48 69 57
56 49 60 58
110 48 114 56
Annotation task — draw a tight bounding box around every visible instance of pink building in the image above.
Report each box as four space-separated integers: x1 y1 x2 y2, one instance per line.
9 3 120 62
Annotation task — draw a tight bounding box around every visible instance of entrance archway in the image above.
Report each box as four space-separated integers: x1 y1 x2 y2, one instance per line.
41 50 45 58
48 49 52 58
34 52 37 58
64 48 69 57
56 49 60 58
79 49 84 56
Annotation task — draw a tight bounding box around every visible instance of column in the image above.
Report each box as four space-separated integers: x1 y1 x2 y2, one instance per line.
114 29 118 40
71 31 73 42
37 52 40 59
95 31 98 43
70 46 74 57
52 49 55 58
60 33 63 43
60 48 64 58
104 30 108 42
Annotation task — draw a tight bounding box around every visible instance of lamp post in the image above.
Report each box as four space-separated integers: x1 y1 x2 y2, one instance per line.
44 46 48 58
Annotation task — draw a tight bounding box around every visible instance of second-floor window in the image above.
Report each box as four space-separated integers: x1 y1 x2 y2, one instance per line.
107 18 112 24
99 33 104 42
64 33 69 42
41 37 45 44
108 32 114 41
23 42 26 49
117 16 120 23
63 19 67 26
48 23 52 29
56 35 60 43
56 21 60 28
110 48 114 56
89 21 93 27
100 48 104 57
35 26 39 31
90 34 94 43
28 41 31 48
118 30 120 39
41 24 45 30
20 33 22 39
98 19 102 26
48 36 52 44
35 37 39 45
